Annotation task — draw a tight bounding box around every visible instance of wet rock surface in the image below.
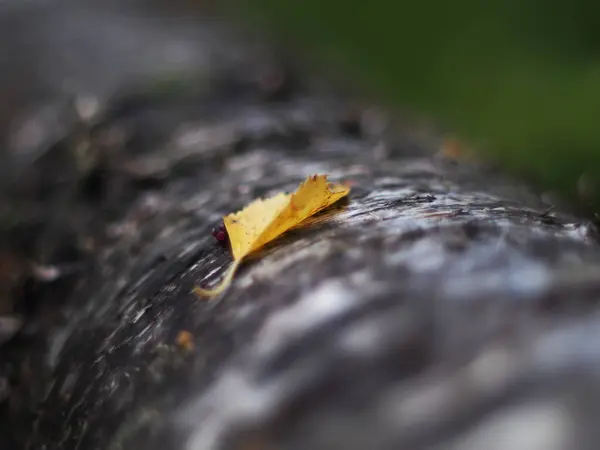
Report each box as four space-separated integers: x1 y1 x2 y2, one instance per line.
2 3 600 450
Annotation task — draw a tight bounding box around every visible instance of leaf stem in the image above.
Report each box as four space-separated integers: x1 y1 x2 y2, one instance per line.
193 259 242 299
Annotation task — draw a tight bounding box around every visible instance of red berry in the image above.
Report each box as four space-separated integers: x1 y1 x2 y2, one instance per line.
211 224 229 243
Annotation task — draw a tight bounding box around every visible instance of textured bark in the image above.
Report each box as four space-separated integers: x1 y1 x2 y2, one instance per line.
2 4 600 450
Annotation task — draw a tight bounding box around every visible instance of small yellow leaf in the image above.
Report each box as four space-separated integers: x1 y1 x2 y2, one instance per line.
225 191 291 261
194 174 350 298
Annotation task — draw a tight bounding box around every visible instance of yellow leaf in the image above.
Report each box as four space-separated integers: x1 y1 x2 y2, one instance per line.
194 174 350 298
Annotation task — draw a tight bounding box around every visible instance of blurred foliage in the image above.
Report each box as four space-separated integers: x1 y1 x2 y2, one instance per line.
226 0 600 212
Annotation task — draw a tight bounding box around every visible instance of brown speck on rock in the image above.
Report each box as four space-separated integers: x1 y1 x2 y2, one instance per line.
175 330 194 352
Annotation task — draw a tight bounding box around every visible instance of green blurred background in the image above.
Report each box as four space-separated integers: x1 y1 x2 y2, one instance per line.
227 0 600 213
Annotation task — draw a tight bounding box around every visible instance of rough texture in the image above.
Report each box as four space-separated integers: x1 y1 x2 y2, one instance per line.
3 4 600 450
